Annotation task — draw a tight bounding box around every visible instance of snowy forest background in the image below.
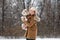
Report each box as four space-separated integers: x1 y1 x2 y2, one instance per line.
0 0 60 38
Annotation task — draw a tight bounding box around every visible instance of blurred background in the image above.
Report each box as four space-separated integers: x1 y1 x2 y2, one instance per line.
0 0 60 38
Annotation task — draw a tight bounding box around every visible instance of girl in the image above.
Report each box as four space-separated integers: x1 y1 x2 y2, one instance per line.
23 7 40 40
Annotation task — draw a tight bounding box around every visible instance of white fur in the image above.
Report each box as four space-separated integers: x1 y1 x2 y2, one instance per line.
21 9 29 30
21 9 29 16
21 23 27 30
21 16 28 22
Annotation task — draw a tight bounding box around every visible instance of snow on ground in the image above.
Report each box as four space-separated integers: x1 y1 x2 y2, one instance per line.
0 36 60 40
0 38 60 40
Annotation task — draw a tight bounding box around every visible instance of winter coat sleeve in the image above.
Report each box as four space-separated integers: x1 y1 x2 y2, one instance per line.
24 18 36 28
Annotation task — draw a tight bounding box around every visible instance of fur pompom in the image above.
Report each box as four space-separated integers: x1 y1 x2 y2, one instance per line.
21 9 29 16
21 23 27 30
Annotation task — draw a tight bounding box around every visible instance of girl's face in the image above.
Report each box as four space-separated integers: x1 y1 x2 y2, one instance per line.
29 9 35 15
